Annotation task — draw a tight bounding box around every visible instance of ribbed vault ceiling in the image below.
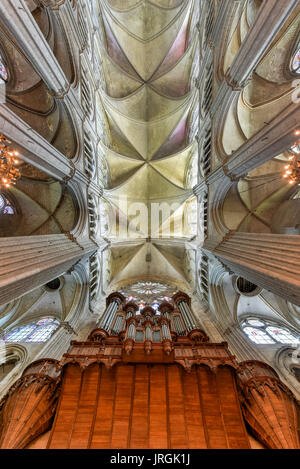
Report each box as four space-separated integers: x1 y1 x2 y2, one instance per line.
97 0 200 289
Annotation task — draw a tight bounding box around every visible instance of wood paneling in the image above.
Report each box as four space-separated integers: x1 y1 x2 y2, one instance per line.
90 366 116 449
129 364 149 448
197 366 228 448
182 368 207 449
167 365 188 448
111 365 134 448
47 364 81 449
47 363 251 449
149 364 168 448
69 364 100 449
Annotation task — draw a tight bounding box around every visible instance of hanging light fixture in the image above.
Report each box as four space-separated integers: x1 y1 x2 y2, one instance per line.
283 140 300 185
0 135 21 188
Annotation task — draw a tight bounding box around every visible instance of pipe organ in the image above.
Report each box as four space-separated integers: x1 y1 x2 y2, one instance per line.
0 291 299 449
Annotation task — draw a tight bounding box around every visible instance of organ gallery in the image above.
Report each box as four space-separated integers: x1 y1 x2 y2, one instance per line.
0 292 299 449
0 0 299 452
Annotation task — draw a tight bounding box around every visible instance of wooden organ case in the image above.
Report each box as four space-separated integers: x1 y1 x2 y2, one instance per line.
0 292 299 449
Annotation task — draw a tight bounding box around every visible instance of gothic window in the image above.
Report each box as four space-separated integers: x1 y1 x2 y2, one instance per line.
0 193 15 214
242 318 299 345
203 67 213 115
0 54 8 82
291 44 300 74
90 253 101 303
4 318 60 343
84 133 96 178
199 254 209 304
243 326 275 344
205 1 214 43
45 278 61 291
81 73 92 117
88 194 98 239
266 326 299 345
235 277 261 296
120 282 176 307
78 7 88 49
201 127 211 177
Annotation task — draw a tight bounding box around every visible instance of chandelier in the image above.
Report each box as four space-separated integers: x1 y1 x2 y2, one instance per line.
0 135 21 187
283 142 300 185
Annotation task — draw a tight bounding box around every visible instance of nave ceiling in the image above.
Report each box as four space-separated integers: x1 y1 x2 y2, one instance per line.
97 0 201 291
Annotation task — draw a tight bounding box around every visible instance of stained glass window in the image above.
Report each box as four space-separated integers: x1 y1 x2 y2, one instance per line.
247 319 265 327
266 326 299 345
243 327 275 345
0 54 8 82
4 318 59 343
0 194 15 215
242 318 299 345
120 281 177 308
291 45 300 74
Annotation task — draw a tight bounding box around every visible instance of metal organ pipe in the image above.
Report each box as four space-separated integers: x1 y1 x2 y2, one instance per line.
145 325 152 341
99 300 119 332
127 322 136 340
174 315 185 335
161 323 171 340
178 300 199 332
112 315 123 335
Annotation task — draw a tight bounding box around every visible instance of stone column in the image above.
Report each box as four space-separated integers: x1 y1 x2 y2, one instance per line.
97 292 125 334
0 234 96 306
222 102 300 182
212 0 299 118
226 0 299 88
172 292 200 332
0 106 74 182
208 232 300 306
0 0 69 96
237 361 300 449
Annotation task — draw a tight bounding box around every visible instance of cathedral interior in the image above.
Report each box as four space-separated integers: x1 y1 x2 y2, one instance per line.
0 0 299 450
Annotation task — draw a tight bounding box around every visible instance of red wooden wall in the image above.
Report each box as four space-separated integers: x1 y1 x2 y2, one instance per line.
46 363 250 449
